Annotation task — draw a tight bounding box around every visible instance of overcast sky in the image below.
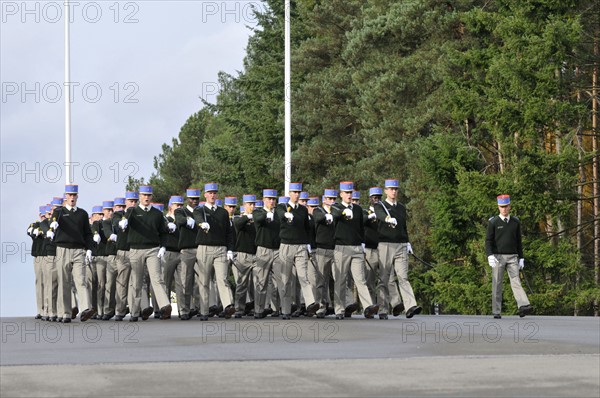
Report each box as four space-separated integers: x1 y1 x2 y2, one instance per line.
1 0 263 316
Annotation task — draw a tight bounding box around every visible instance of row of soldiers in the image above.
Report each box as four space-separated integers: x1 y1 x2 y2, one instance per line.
28 179 423 322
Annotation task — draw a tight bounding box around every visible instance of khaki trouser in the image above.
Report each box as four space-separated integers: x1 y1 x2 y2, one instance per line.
179 248 198 315
332 245 373 315
33 257 45 316
129 247 170 317
378 242 417 311
234 252 255 313
492 254 530 314
115 250 131 316
95 256 107 316
279 244 316 315
56 247 90 319
314 248 334 314
162 250 183 308
42 256 58 317
364 247 379 304
196 245 233 315
253 246 279 314
104 255 117 315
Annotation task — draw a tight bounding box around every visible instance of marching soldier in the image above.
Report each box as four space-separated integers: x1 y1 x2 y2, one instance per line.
47 184 96 322
119 186 172 321
486 195 533 319
174 188 201 320
28 206 46 319
112 192 137 321
331 181 378 320
163 196 185 318
275 183 319 319
101 200 117 320
90 205 106 319
253 189 282 317
232 195 258 317
312 189 337 318
193 183 236 320
374 179 422 319
40 202 60 321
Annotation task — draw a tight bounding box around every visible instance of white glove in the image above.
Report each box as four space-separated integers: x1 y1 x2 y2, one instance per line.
266 212 274 222
245 213 253 220
519 258 525 270
93 234 101 244
227 250 234 262
306 244 312 254
487 255 498 268
200 222 210 232
50 221 59 230
325 213 333 224
109 234 117 242
157 247 166 258
33 228 40 236
406 243 413 254
386 217 397 227
361 243 366 253
342 208 353 219
27 227 33 234
368 212 376 220
167 222 176 233
186 217 195 229
118 218 128 230
85 250 93 263
284 212 294 222
46 230 55 240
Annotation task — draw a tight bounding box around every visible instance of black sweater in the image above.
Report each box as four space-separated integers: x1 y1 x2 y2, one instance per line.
28 221 44 257
39 219 57 256
193 205 234 250
164 215 180 252
275 202 310 245
252 208 280 249
485 215 524 258
91 220 106 256
233 215 257 254
125 206 168 249
312 207 335 249
51 207 93 250
330 203 365 246
374 201 410 243
174 206 199 250
363 206 379 249
102 218 117 255
112 211 130 251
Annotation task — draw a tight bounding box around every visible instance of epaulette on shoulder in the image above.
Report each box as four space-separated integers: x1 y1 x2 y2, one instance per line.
511 216 520 222
488 215 498 222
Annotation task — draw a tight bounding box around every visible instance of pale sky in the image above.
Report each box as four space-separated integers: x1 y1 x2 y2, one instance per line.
0 0 263 316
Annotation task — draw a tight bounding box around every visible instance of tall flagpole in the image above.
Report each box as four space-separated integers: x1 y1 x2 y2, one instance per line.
65 0 72 184
284 0 291 194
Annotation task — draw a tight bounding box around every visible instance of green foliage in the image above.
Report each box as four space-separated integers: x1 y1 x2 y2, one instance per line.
133 0 597 315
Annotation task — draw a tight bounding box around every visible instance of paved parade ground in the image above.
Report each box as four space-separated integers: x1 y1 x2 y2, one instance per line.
1 314 599 397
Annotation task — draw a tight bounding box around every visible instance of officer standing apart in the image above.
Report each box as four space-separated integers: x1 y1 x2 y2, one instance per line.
119 185 172 321
375 179 422 318
47 184 96 322
486 195 533 319
275 182 320 319
193 183 236 320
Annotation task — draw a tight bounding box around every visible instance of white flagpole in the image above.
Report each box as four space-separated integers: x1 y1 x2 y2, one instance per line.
284 0 291 194
65 0 72 184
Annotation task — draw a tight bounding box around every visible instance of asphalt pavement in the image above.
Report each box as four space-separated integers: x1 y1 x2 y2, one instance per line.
1 314 599 397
